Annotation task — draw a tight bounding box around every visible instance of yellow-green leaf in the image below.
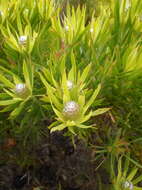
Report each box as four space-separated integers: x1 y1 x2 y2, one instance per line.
0 98 22 106
50 124 67 133
0 74 15 88
84 84 101 114
92 108 110 116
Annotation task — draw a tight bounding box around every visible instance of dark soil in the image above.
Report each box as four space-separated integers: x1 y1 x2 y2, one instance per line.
0 130 109 190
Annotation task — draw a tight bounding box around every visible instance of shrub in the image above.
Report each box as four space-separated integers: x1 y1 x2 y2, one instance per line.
0 0 142 189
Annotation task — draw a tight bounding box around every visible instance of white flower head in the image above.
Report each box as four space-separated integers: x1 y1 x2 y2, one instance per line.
63 101 80 118
65 25 69 31
67 80 74 90
0 11 4 16
15 83 26 94
19 35 27 45
122 181 133 190
90 28 94 33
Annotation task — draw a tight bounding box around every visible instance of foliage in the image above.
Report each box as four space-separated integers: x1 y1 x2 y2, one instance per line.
0 0 142 189
112 156 142 190
39 55 109 136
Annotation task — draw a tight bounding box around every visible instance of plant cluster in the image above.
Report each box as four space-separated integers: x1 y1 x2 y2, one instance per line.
0 0 142 189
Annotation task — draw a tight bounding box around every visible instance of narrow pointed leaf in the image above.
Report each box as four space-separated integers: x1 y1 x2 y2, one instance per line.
0 98 22 106
50 124 67 133
92 108 110 116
